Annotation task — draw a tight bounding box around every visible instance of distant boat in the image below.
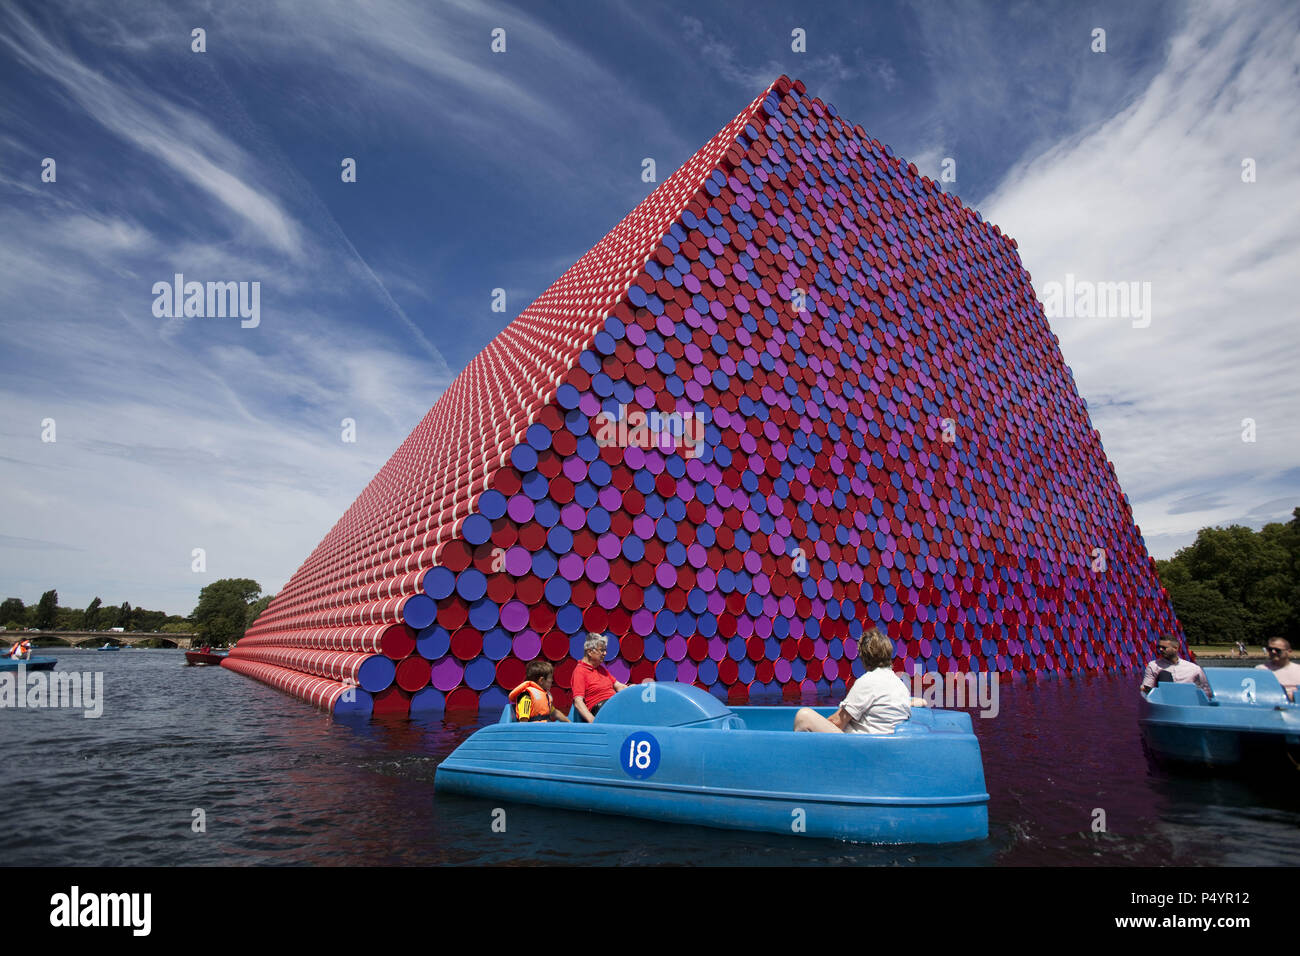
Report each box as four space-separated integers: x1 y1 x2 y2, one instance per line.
185 650 227 666
97 643 121 651
0 656 57 671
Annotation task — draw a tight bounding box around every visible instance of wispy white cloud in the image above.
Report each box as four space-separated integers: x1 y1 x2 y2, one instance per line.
0 298 446 612
0 6 304 258
0 4 467 611
57 0 692 203
4 0 700 614
981 0 1300 556
671 13 896 99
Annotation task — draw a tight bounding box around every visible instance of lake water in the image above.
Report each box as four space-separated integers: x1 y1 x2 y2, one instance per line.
1 649 1295 866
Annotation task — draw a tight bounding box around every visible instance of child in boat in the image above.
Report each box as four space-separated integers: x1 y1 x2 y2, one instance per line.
793 628 911 734
509 660 571 723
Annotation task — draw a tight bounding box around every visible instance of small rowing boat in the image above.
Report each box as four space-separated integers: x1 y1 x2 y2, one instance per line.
185 651 228 666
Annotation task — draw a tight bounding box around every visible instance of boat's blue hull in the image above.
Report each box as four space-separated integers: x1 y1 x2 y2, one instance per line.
1138 667 1300 771
0 656 57 671
436 684 988 844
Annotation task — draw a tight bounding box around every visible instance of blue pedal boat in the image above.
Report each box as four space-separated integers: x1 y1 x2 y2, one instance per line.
436 682 989 844
1138 666 1300 770
0 656 57 672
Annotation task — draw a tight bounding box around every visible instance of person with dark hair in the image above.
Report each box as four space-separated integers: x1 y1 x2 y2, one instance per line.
1256 637 1299 702
1141 635 1211 697
509 659 570 722
793 627 911 734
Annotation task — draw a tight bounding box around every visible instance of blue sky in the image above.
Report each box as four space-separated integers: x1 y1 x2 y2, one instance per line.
1 0 1297 615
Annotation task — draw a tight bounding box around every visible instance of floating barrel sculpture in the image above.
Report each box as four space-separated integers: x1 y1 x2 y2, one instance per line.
225 75 1182 719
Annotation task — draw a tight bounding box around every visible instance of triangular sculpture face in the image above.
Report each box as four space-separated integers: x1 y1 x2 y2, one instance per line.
227 75 1181 718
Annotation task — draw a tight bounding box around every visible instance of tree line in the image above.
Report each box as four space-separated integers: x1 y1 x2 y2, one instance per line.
0 592 188 633
2 579 275 646
1156 507 1299 645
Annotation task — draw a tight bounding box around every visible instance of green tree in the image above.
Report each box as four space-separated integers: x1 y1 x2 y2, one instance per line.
1260 510 1300 643
119 602 131 631
1157 510 1300 646
0 598 25 623
134 609 168 632
34 590 58 630
245 593 275 630
1154 559 1189 588
54 607 84 630
1165 579 1250 645
1183 525 1286 641
84 597 102 630
192 579 262 645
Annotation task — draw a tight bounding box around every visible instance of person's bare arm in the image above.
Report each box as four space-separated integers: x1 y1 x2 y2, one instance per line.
826 707 851 731
573 696 595 722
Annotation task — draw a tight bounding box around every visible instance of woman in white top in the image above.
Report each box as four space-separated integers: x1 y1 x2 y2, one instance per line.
793 627 911 734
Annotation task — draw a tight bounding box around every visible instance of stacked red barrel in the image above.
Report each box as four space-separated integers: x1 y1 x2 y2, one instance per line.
225 74 1182 718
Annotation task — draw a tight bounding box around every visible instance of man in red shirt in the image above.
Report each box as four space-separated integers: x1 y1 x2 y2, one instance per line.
572 632 627 722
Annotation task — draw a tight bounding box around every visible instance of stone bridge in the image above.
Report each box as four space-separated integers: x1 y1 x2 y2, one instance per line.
3 630 201 649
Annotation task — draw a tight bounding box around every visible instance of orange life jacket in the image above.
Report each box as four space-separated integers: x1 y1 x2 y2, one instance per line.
508 681 551 721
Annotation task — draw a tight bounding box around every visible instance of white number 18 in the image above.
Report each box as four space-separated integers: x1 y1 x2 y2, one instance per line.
628 739 652 769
